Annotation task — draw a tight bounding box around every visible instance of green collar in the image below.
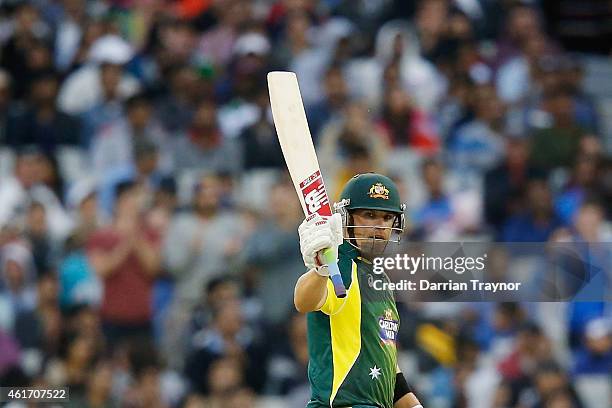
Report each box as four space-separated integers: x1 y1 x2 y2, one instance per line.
338 241 374 264
338 241 359 260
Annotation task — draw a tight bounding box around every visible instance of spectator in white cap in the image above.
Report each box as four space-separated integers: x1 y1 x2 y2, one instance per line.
217 31 271 139
57 34 140 115
573 318 612 376
572 317 612 408
346 19 445 112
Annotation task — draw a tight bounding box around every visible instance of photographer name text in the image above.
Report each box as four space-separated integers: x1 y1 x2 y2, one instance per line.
371 279 522 293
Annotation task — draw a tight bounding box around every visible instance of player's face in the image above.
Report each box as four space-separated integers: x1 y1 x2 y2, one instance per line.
350 209 396 257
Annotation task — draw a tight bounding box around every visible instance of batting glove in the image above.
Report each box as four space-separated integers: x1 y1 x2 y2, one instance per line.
298 213 343 275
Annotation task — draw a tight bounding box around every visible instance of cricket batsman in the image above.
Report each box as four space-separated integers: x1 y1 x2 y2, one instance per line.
294 173 423 408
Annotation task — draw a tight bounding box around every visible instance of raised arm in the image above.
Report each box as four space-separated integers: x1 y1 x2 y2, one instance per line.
294 214 343 313
88 240 132 279
294 268 328 313
133 232 161 277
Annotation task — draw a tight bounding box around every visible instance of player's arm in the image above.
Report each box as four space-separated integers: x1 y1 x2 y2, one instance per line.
395 365 423 408
88 239 132 278
394 392 422 408
294 268 328 313
294 214 343 313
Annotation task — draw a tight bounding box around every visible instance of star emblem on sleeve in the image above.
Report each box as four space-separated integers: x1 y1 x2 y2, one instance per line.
369 365 382 380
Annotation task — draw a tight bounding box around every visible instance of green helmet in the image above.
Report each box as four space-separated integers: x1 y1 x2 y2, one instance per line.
337 173 405 214
334 173 406 246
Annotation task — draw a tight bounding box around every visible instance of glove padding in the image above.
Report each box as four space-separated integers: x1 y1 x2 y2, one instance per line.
298 213 343 274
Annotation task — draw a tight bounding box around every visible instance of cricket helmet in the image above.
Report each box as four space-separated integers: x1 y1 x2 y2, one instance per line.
333 173 406 249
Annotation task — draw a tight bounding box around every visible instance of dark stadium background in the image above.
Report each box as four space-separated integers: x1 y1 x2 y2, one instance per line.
0 1 610 407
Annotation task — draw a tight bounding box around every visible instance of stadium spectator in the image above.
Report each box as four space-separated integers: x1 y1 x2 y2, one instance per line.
194 0 252 72
573 318 612 377
87 180 161 347
43 330 102 392
501 178 562 242
498 322 555 382
91 93 172 176
448 83 507 179
164 173 243 307
58 230 101 310
58 34 139 115
412 158 453 240
1 3 52 100
188 276 241 339
0 242 37 316
494 4 544 66
319 101 389 194
347 19 444 112
162 173 246 367
572 318 612 408
65 178 99 236
0 148 73 240
155 65 200 133
377 87 440 152
528 362 584 408
436 74 471 142
24 201 57 275
0 327 23 383
306 66 349 142
215 34 271 139
239 86 285 170
530 86 588 170
484 137 545 233
98 137 166 220
173 99 241 174
270 10 311 71
241 179 303 323
330 142 377 200
265 312 309 396
554 154 600 225
66 359 114 408
198 356 245 408
12 272 60 357
185 299 267 395
53 0 89 73
79 58 129 148
453 338 501 408
6 72 81 153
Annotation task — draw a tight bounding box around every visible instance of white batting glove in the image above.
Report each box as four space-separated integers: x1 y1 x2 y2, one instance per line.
298 213 343 275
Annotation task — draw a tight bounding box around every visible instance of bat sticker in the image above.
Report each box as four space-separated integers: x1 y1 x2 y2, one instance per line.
300 170 331 216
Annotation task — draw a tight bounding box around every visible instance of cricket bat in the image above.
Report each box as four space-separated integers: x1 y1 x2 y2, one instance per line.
267 71 347 298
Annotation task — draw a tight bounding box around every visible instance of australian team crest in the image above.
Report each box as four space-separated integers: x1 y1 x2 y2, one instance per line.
368 183 390 200
378 308 399 345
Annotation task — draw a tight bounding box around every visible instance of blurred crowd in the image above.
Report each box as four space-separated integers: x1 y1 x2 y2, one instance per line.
0 0 610 407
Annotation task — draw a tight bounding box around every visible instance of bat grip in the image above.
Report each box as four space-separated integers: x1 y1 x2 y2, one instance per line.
321 248 347 298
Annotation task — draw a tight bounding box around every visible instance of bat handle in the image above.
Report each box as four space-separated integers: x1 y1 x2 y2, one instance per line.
321 248 347 298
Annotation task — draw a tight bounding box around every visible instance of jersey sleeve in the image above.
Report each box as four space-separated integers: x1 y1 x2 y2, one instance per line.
319 277 347 315
318 253 355 315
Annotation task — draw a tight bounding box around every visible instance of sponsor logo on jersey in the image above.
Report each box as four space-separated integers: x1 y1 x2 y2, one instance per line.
368 183 390 200
378 308 399 345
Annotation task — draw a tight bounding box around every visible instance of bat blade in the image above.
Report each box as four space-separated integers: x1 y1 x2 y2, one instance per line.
267 71 331 217
267 71 346 298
